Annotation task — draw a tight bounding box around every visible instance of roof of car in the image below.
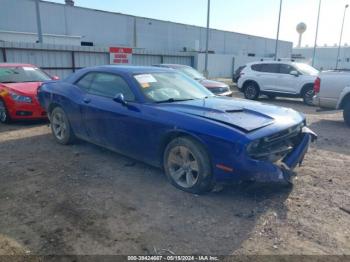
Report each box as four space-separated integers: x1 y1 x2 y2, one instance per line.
246 60 298 66
155 64 189 69
0 63 36 68
75 65 177 75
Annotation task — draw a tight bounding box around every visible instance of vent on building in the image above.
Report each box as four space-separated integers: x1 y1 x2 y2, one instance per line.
248 53 256 57
81 41 94 46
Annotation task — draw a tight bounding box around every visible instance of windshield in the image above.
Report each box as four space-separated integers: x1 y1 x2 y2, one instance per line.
176 66 206 80
294 63 319 76
134 72 213 103
0 66 51 83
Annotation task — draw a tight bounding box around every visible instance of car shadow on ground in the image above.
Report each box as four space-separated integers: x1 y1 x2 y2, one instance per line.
0 120 49 133
0 132 293 255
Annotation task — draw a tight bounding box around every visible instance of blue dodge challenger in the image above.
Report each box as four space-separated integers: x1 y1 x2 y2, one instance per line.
38 66 317 194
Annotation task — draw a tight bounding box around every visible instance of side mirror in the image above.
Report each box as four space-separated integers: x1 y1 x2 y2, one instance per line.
290 70 299 77
113 93 127 106
52 76 60 80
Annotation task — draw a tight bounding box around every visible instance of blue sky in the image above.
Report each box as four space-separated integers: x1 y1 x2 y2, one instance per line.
48 0 350 47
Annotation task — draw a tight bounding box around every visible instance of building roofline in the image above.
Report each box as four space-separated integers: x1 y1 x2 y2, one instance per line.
35 0 292 45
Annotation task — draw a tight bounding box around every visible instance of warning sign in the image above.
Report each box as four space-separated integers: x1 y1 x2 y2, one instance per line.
109 47 133 65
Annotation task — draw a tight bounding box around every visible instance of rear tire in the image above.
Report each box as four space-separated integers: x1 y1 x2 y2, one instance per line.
50 107 76 145
343 102 350 127
243 82 260 100
163 137 214 194
302 86 315 106
0 100 10 124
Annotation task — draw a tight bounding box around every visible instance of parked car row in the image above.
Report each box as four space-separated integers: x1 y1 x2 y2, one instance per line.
12 60 350 193
0 62 320 193
36 65 317 193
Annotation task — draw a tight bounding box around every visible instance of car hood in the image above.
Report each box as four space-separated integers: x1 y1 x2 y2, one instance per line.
198 79 228 88
1 82 42 96
157 97 304 133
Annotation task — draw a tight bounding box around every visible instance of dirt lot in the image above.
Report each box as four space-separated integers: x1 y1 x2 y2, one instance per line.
0 89 349 256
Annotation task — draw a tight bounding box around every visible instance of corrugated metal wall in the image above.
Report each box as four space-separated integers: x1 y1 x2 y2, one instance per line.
132 54 162 66
0 42 194 78
0 0 293 58
132 54 192 66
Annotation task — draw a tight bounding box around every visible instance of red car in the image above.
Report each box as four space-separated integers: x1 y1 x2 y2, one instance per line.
0 63 58 123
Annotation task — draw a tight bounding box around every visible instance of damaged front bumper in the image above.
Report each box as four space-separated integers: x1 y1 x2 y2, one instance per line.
278 127 317 182
245 127 317 183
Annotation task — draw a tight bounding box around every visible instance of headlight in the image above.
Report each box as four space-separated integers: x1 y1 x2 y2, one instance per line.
246 139 261 154
10 92 32 103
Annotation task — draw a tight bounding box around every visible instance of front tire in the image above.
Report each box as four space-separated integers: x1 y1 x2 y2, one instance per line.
243 82 260 100
163 137 214 194
343 102 350 127
302 87 315 106
50 107 76 145
0 100 11 124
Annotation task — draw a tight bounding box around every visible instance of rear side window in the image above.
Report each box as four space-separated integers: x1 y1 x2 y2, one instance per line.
251 64 263 72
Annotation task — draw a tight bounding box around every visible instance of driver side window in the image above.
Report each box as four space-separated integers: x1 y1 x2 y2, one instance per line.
279 64 297 74
76 72 135 101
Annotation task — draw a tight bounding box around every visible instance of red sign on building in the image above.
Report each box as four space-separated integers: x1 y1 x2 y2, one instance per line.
109 47 133 65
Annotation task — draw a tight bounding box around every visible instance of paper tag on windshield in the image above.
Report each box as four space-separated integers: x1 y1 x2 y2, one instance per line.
23 67 36 71
135 74 157 84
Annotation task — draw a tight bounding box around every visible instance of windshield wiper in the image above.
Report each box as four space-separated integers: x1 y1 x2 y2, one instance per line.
156 98 195 104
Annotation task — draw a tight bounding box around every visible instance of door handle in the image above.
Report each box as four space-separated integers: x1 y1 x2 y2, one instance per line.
83 98 91 104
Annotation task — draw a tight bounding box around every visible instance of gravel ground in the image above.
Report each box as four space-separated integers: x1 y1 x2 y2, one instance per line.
0 89 349 256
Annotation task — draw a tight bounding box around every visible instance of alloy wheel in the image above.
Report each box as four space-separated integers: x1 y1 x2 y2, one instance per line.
52 111 67 140
167 145 199 188
304 89 315 105
245 85 257 99
0 101 7 123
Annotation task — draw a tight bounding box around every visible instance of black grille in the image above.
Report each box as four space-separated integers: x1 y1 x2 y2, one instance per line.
249 124 303 162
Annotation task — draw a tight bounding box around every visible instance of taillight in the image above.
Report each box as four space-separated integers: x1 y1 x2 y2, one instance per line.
314 77 321 94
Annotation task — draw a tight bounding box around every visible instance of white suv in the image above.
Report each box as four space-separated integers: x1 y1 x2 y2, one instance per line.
237 61 319 105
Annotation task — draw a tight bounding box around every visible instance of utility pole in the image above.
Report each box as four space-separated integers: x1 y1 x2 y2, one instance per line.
336 4 349 69
312 0 322 67
204 0 210 77
274 0 283 60
35 0 43 43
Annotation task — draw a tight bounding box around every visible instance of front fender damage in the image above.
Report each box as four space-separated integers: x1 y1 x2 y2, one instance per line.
279 127 317 183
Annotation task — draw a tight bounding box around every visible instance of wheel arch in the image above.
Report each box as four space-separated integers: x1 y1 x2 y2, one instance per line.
158 130 211 167
339 93 350 109
300 83 314 96
47 102 62 118
242 80 260 91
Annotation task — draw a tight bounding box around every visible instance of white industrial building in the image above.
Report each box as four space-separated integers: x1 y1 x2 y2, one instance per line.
0 0 293 77
293 46 350 70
